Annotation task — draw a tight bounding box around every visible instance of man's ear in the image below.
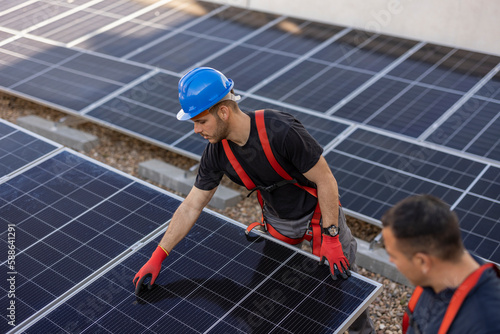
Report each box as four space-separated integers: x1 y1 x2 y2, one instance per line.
217 105 229 121
413 252 432 274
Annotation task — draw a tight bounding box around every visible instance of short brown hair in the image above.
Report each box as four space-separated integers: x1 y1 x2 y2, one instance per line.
381 194 464 261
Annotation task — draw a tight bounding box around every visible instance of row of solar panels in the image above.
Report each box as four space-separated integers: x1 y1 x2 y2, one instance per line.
1 1 499 161
0 119 381 333
0 0 498 264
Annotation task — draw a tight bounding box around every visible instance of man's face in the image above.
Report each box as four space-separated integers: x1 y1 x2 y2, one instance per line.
192 110 229 144
382 227 426 287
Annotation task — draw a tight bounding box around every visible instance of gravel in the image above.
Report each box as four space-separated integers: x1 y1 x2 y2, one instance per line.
1 92 413 333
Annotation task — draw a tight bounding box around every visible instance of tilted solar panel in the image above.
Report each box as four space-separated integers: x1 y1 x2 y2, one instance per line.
0 146 381 334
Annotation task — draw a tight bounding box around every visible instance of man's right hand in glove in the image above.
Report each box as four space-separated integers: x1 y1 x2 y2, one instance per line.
133 246 169 295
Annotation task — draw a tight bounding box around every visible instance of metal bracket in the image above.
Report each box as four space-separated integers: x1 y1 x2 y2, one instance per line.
369 232 383 251
56 115 88 127
184 163 200 178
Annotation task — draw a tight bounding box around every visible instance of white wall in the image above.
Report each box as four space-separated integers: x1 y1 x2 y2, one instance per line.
210 0 500 56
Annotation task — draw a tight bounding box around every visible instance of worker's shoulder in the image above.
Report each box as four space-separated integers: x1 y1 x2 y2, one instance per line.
261 108 299 126
462 266 500 313
449 269 500 333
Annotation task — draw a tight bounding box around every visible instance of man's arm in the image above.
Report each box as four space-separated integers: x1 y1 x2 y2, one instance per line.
303 156 339 228
159 185 217 252
303 156 350 280
133 186 216 293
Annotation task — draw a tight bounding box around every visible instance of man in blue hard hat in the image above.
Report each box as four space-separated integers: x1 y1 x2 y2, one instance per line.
134 67 375 333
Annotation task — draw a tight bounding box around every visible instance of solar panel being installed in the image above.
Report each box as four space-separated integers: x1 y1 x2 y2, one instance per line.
0 143 381 334
0 0 499 263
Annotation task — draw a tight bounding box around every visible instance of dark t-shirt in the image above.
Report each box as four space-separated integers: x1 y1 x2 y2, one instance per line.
194 109 323 219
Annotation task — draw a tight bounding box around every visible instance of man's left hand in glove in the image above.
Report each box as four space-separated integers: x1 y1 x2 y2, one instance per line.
319 225 351 280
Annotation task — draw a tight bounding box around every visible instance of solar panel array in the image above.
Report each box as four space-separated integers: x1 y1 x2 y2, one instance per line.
0 122 381 333
0 1 498 263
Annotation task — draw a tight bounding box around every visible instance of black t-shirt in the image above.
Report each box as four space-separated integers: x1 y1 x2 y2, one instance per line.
195 109 323 219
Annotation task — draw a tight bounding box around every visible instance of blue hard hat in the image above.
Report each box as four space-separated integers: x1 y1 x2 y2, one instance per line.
177 67 234 121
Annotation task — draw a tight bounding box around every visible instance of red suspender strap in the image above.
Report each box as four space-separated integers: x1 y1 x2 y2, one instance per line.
222 110 323 250
310 202 322 256
403 286 423 334
222 139 264 211
255 110 318 198
438 263 495 334
403 263 497 334
222 139 255 190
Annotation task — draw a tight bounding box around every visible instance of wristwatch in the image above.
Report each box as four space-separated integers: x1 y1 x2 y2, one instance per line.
323 224 340 237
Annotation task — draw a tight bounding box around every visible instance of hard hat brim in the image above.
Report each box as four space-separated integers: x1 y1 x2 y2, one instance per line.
176 109 192 121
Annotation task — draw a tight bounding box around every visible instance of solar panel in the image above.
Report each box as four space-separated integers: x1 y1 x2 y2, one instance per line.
1 0 500 263
0 147 381 334
0 119 61 180
0 148 181 333
13 213 381 334
324 129 487 221
426 98 500 160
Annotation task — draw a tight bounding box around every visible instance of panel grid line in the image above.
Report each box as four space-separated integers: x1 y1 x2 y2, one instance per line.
186 15 287 72
326 41 426 115
121 4 230 60
243 27 353 95
360 48 458 125
418 62 500 140
65 0 175 48
450 164 490 211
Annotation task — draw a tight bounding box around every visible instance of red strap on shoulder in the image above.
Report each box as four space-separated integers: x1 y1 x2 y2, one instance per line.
438 263 495 334
403 286 424 334
222 139 255 190
255 110 318 198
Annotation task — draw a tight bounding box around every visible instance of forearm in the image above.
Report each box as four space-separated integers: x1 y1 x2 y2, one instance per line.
158 202 202 253
157 186 216 253
303 156 340 228
316 176 339 228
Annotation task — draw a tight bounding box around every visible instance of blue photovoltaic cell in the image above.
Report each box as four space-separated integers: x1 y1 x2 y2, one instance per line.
324 129 485 219
23 212 380 334
333 78 409 123
427 99 500 160
85 72 195 152
186 7 278 42
130 32 230 73
470 166 500 201
0 120 59 178
335 35 418 73
254 61 373 113
28 11 117 44
0 38 149 112
0 150 180 332
201 45 298 91
477 72 500 100
365 85 462 138
454 195 500 263
0 2 75 31
245 19 344 56
387 44 500 92
74 21 174 58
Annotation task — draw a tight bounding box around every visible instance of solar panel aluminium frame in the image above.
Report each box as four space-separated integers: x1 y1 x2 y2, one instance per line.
5 147 382 334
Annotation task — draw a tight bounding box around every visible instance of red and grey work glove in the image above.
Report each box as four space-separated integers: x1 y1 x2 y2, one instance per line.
319 233 351 280
133 246 168 295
